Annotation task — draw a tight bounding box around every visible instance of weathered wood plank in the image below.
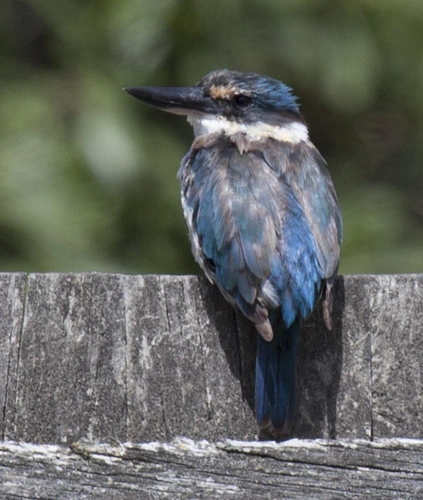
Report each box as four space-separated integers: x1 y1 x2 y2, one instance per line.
7 273 129 444
123 274 256 442
0 438 422 499
0 272 27 441
1 273 422 444
368 275 423 437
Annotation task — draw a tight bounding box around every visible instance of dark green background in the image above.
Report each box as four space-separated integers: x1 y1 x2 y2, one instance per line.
1 0 423 275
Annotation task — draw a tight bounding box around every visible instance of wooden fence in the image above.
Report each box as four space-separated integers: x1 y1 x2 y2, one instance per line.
0 273 422 498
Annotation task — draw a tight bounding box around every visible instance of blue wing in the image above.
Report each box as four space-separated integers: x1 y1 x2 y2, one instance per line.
262 141 342 327
262 142 342 272
179 138 339 329
178 136 342 437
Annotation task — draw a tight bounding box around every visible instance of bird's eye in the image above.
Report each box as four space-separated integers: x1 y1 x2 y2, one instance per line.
234 94 253 108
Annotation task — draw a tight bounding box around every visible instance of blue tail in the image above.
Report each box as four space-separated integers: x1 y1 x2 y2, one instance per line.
255 315 300 439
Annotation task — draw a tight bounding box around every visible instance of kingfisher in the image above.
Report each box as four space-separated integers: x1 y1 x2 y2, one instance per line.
124 69 342 439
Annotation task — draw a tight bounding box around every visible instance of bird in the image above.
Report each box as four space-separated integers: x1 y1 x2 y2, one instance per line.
124 69 342 440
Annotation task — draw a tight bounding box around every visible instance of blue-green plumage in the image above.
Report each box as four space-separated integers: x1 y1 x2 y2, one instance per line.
124 69 342 439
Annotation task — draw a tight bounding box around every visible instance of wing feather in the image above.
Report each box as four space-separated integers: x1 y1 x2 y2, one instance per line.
178 136 341 331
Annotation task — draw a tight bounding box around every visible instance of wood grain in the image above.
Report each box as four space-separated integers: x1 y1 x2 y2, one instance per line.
0 438 422 499
0 273 422 444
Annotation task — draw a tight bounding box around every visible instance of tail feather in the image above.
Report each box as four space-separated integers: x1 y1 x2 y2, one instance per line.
255 316 300 439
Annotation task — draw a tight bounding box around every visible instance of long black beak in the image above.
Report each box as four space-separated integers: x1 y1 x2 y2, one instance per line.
123 86 217 116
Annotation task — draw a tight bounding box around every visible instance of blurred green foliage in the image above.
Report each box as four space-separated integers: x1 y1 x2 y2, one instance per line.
1 0 423 274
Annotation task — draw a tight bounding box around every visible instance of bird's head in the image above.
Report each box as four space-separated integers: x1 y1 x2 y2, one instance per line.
124 69 307 143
